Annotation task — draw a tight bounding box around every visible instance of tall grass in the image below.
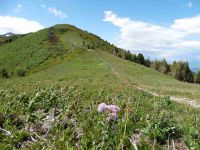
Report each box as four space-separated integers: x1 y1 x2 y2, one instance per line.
0 84 199 149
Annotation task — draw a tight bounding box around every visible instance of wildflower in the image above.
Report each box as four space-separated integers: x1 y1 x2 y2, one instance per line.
97 103 120 121
106 105 120 113
98 103 107 113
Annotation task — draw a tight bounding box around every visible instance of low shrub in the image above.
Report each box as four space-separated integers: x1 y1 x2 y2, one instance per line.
0 68 9 78
16 69 26 77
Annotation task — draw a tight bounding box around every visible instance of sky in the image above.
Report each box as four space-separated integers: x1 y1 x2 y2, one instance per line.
0 0 200 68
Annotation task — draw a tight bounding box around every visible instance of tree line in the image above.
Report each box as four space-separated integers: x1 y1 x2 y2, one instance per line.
122 50 200 84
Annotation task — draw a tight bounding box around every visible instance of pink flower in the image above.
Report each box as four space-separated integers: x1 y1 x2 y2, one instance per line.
106 105 120 113
98 103 120 121
98 103 107 113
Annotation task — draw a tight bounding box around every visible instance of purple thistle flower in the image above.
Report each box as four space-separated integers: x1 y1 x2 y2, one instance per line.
98 103 107 113
106 105 120 113
98 103 120 121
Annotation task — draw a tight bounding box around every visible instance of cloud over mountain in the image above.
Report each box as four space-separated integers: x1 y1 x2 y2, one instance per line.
103 11 200 62
0 16 44 34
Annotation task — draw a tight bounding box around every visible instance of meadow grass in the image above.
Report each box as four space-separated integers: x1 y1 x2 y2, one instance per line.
0 84 199 149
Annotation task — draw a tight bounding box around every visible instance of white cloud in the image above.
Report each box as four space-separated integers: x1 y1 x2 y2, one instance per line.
103 11 200 62
187 1 193 8
171 15 200 34
48 7 67 19
0 16 44 34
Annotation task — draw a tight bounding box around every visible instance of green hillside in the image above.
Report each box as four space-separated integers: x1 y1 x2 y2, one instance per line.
0 24 120 77
0 24 200 149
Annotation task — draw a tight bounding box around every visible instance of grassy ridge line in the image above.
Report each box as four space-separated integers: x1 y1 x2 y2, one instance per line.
92 49 200 108
94 49 200 100
0 24 118 77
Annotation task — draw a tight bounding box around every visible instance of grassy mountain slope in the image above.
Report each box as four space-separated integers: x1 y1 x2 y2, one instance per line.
1 24 200 104
0 24 200 149
0 24 119 77
1 47 200 99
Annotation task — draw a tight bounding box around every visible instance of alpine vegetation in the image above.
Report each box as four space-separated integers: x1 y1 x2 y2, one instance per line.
98 103 120 121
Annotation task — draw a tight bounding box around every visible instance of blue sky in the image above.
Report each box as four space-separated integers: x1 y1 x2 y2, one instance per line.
0 0 200 68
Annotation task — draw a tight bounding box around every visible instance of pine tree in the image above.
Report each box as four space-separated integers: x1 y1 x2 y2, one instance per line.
195 71 200 83
182 62 193 82
131 54 137 62
124 51 132 61
137 53 145 65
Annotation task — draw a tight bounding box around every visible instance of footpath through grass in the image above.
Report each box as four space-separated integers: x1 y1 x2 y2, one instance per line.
95 50 200 100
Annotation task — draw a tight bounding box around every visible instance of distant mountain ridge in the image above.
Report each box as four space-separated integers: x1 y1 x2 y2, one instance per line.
0 32 15 37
